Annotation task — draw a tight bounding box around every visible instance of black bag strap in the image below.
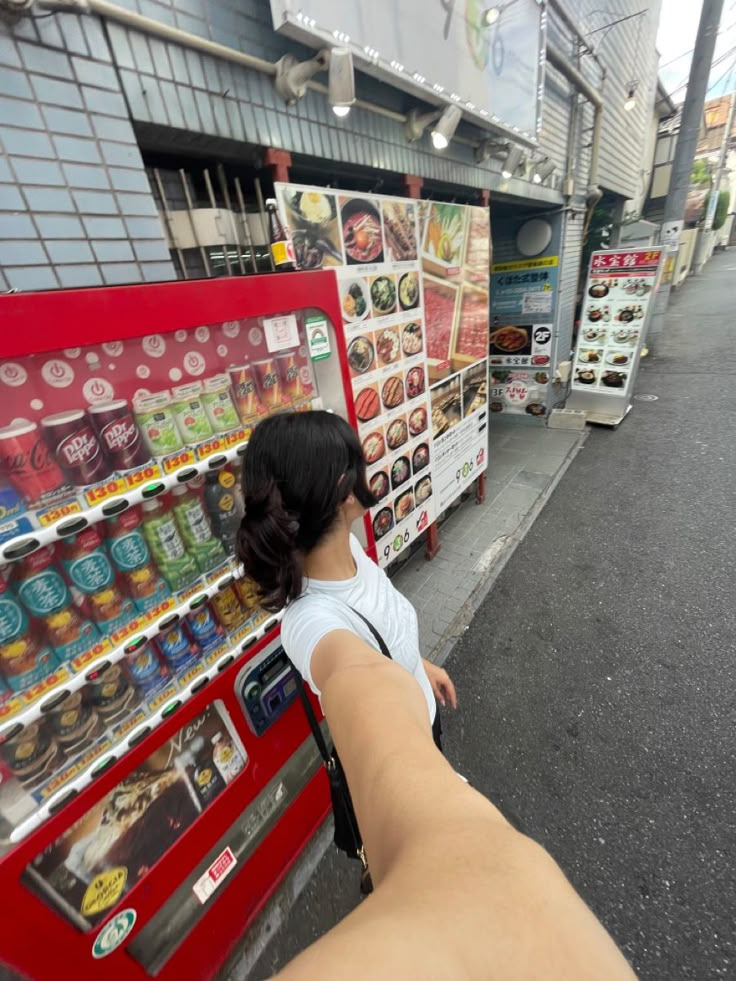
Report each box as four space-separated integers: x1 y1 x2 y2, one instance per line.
347 606 392 661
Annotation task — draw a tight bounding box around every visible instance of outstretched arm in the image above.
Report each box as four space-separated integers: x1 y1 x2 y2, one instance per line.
277 632 634 980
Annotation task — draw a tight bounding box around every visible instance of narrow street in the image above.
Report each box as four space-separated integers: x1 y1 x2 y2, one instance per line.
443 249 736 980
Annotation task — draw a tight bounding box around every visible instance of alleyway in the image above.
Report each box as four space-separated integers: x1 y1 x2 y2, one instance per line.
444 249 736 980
246 250 735 980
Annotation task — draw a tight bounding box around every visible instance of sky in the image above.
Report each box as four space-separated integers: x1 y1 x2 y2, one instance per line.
657 0 736 102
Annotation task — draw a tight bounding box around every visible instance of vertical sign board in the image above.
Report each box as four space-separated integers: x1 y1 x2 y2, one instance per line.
567 248 664 426
488 256 558 418
275 186 491 563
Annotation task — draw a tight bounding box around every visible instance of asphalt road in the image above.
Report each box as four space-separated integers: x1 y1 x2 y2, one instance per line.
249 250 735 980
442 249 736 980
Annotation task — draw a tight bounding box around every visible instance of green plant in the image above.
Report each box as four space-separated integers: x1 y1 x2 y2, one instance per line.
691 159 712 186
712 190 730 231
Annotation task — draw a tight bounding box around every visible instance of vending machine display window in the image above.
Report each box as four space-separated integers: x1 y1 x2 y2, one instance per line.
0 306 321 846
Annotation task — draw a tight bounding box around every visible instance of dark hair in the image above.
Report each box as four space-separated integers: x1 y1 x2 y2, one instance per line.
237 411 376 612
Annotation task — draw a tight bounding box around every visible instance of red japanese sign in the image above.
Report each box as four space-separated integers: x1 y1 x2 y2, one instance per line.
590 250 662 271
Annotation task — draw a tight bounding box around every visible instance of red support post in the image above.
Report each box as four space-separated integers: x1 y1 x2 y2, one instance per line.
479 189 490 207
264 148 292 184
402 174 440 560
476 471 486 504
403 174 424 200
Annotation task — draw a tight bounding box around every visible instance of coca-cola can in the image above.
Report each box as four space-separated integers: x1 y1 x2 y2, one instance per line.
0 421 68 504
41 410 113 486
227 363 261 420
89 400 150 471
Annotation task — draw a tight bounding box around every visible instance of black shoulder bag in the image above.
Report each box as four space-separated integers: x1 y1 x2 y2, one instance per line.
295 608 391 895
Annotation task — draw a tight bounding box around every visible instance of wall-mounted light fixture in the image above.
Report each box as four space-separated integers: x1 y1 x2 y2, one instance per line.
482 0 520 27
502 144 525 179
328 48 355 117
474 138 506 163
274 47 355 118
405 105 462 150
623 81 638 112
532 158 556 184
431 105 462 150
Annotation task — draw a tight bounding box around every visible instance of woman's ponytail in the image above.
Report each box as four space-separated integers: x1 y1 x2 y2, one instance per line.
237 478 303 612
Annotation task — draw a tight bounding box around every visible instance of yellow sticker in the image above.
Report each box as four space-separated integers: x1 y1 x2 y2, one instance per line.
82 867 128 917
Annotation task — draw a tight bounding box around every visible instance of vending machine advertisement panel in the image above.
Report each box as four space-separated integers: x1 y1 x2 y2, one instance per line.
0 272 354 981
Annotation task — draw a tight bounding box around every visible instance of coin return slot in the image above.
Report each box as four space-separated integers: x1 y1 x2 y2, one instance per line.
2 537 40 562
101 497 129 517
40 689 71 714
128 726 151 748
176 468 198 483
56 516 89 537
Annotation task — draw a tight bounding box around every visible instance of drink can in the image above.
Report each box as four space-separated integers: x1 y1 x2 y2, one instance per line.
276 352 303 403
133 392 184 458
41 410 113 487
0 634 58 693
156 623 198 672
201 374 241 433
125 641 170 696
89 400 151 471
186 602 223 653
227 364 261 421
0 421 68 504
252 359 282 410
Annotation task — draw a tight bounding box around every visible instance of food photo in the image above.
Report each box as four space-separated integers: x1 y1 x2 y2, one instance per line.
370 274 397 316
412 442 430 473
390 455 411 490
398 271 420 310
341 279 370 323
362 429 386 465
280 189 342 269
489 324 530 356
382 200 418 261
588 280 610 298
394 489 415 522
347 335 375 376
386 417 409 450
381 374 405 410
408 405 428 437
406 365 426 400
375 327 401 366
415 475 433 504
575 367 598 386
354 385 381 422
401 321 423 357
601 370 628 389
369 469 390 501
341 197 384 265
430 375 462 436
372 505 394 540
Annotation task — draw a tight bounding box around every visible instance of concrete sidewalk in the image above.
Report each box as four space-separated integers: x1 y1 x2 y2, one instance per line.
226 418 586 980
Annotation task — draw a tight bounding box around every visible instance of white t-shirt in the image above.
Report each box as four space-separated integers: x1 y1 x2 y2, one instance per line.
280 534 436 723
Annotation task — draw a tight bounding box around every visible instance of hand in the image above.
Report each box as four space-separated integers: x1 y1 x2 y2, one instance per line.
424 661 457 710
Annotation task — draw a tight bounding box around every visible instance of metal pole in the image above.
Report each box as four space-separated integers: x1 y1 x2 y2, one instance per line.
650 0 726 336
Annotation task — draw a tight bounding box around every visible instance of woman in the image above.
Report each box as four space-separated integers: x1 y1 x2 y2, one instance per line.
237 411 456 748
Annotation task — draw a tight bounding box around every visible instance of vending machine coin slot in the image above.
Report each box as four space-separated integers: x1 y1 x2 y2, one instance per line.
236 642 299 736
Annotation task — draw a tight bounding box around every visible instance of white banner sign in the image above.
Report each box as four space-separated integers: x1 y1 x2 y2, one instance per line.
270 0 545 140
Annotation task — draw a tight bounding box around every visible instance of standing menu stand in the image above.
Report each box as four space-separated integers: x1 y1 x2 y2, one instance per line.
567 248 664 427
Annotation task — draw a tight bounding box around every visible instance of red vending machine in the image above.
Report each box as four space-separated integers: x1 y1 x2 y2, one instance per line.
0 272 365 979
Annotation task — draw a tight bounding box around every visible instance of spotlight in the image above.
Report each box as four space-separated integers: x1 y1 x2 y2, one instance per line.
532 158 556 184
431 104 462 150
624 82 638 111
404 108 442 143
482 6 501 25
329 47 355 118
502 144 524 179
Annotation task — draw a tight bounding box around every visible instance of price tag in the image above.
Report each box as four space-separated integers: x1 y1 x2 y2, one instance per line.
263 314 300 353
19 667 72 706
37 499 81 527
123 463 162 490
162 449 196 475
84 478 125 507
196 437 225 461
70 639 111 673
223 428 248 448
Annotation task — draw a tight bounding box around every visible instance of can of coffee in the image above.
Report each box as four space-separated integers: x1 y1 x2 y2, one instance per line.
0 421 68 504
253 358 282 410
41 410 113 486
276 352 303 403
228 364 261 420
89 400 151 471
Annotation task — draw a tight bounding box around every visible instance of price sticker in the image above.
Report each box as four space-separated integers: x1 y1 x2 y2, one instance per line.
123 463 162 490
196 438 225 461
37 500 81 527
84 478 125 507
162 449 196 475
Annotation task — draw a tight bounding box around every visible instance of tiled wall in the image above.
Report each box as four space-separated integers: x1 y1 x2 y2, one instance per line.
0 14 174 292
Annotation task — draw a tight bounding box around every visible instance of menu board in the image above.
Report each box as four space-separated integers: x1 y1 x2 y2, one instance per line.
489 368 550 418
572 249 663 401
26 701 246 929
275 185 491 559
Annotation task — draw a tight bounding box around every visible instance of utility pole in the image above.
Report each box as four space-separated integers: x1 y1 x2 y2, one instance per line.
650 0 725 337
